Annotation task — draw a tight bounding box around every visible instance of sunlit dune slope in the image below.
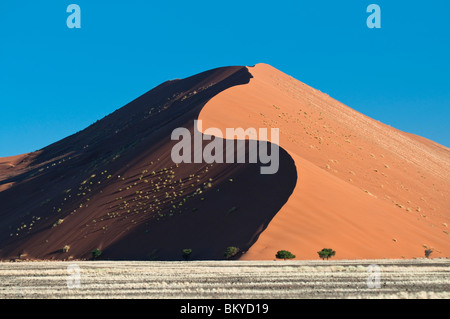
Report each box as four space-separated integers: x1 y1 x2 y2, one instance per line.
199 63 450 259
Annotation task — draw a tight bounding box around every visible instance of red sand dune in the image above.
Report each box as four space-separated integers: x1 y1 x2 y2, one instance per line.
199 63 450 260
0 66 294 260
0 64 448 260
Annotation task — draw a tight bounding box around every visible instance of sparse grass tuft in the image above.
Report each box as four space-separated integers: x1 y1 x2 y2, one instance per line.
53 219 64 227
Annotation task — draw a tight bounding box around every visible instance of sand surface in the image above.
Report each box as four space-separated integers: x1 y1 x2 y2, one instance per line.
0 259 448 299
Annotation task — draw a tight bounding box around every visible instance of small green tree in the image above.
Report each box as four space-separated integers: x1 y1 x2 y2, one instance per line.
182 249 192 261
92 248 102 259
425 249 433 258
318 248 336 260
276 250 296 260
224 246 240 259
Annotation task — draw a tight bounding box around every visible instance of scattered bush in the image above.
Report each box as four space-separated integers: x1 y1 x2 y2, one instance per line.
182 249 192 261
318 248 336 260
425 249 433 258
53 219 64 227
92 248 102 259
276 250 296 260
224 246 240 259
147 249 159 261
62 245 70 253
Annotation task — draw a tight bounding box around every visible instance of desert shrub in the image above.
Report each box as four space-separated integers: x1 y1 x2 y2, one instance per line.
276 250 296 259
53 219 64 227
224 246 240 259
147 249 159 261
92 248 102 259
318 248 336 260
182 249 192 261
62 245 70 253
425 249 433 258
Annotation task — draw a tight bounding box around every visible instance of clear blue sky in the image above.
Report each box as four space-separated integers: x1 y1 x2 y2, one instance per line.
1 0 449 157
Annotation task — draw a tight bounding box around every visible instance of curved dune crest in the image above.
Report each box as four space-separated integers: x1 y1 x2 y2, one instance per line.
199 63 450 259
0 66 297 260
0 63 448 261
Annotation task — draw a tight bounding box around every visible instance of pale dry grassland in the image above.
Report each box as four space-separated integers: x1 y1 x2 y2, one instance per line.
0 259 449 299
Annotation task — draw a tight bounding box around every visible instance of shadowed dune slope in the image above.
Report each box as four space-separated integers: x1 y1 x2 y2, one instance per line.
0 66 296 260
199 63 450 260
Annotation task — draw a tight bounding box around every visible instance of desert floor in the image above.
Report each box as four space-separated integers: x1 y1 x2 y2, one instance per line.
0 259 449 299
